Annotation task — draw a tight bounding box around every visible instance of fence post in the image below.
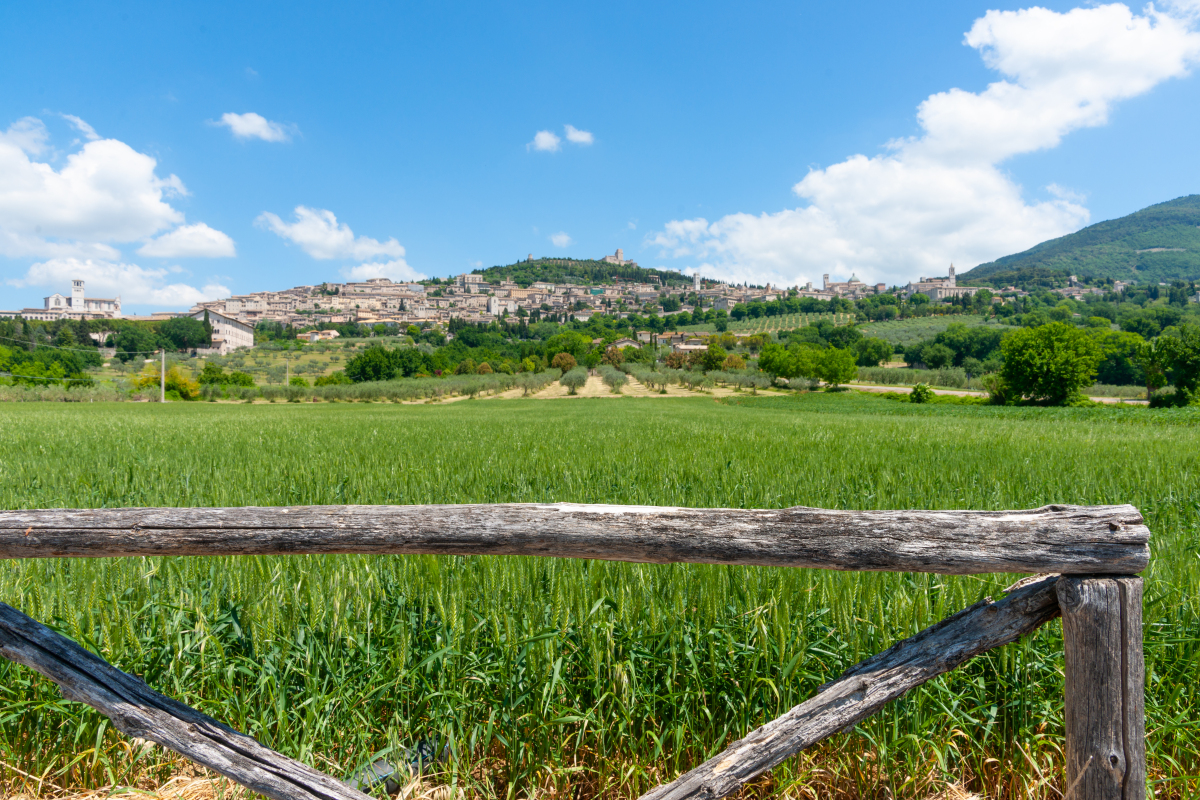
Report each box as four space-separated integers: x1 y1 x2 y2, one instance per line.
1057 576 1145 800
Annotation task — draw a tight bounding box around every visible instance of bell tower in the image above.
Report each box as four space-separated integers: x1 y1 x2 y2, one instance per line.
71 280 85 308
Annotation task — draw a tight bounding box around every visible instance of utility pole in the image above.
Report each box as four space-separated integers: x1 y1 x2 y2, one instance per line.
286 355 290 385
160 350 165 403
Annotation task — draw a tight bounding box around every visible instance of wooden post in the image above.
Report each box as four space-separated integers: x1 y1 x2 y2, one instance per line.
160 349 165 403
1057 576 1145 800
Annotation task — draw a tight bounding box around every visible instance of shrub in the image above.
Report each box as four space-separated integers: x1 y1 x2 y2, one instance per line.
314 372 353 386
477 362 494 375
132 365 199 400
909 383 934 404
289 376 309 387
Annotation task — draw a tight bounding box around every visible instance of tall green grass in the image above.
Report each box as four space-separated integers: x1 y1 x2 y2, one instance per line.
0 395 1196 798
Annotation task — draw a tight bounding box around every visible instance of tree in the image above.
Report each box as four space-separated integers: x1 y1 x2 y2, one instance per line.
714 316 729 332
722 354 746 370
346 345 398 382
289 375 309 387
455 358 477 375
699 344 727 372
816 348 858 387
560 366 588 395
999 322 1103 405
601 345 624 367
160 317 211 350
1163 324 1200 400
1090 329 1145 386
114 326 160 362
853 337 892 367
476 361 494 374
550 352 577 371
923 343 955 369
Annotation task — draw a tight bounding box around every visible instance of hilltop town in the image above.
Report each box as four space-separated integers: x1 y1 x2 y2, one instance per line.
185 251 902 331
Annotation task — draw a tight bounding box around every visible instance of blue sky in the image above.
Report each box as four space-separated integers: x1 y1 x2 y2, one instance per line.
2 1 1199 312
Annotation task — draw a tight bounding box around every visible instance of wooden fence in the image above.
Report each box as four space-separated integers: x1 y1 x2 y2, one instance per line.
0 503 1150 800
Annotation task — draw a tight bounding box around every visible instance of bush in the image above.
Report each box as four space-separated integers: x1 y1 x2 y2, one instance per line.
560 367 588 395
314 371 352 386
909 383 934 403
132 364 199 400
477 362 494 375
289 376 309 387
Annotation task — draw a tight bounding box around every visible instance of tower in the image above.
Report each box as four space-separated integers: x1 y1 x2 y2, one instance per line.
71 280 85 309
823 273 830 290
615 248 624 264
693 273 701 292
948 264 956 287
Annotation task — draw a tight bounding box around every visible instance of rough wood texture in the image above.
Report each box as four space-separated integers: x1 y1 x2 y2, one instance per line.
1058 576 1145 800
0 503 1148 575
0 602 369 800
639 574 1064 800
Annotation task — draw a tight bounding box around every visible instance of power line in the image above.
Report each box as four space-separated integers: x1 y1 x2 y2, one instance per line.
0 333 162 355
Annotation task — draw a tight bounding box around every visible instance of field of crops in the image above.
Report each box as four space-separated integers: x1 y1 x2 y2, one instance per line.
1 395 1197 799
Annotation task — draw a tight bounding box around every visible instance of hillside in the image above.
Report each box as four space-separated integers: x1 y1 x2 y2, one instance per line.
470 258 694 288
961 194 1200 286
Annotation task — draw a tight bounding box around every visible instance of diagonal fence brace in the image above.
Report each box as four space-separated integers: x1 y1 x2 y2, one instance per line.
639 573 1063 800
0 602 370 800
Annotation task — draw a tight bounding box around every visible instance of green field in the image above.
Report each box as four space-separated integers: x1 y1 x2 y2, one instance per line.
1 395 1197 799
857 315 1004 347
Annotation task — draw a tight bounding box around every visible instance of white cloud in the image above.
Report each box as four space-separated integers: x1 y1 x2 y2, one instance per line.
138 222 236 258
0 116 187 257
8 257 229 307
650 2 1200 287
550 231 573 248
528 130 561 152
61 114 99 142
256 206 405 260
340 258 426 283
215 112 292 143
564 125 594 145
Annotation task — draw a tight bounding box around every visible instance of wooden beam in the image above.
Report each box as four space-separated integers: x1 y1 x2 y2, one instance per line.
639 574 1063 800
0 503 1149 575
0 602 369 800
1058 576 1145 800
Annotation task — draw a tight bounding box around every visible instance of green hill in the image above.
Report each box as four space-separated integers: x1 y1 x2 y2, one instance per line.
469 258 694 288
961 194 1200 286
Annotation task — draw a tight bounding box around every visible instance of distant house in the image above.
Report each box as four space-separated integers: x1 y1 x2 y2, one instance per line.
612 337 639 349
308 330 341 342
636 331 652 343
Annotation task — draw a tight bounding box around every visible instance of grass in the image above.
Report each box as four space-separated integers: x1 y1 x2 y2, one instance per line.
0 395 1197 799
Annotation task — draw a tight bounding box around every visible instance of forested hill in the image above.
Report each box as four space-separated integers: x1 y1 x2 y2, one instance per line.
471 258 694 288
961 194 1200 286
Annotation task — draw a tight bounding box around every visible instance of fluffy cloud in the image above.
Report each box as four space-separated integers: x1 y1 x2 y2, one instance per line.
564 125 594 145
0 117 189 257
9 257 229 307
138 222 237 258
256 206 405 260
650 2 1200 287
549 231 573 248
529 130 561 152
215 112 292 142
340 258 426 283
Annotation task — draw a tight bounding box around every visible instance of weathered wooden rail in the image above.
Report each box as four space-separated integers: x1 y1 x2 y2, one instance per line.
0 503 1150 800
